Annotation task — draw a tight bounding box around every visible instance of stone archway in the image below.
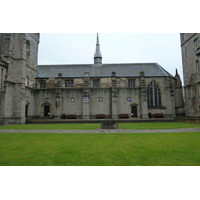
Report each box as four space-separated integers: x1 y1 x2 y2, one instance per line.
25 104 28 118
44 105 50 117
41 103 51 118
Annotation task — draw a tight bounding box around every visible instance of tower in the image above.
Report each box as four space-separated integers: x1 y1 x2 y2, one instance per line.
94 33 102 64
180 33 200 117
0 33 40 124
175 69 185 117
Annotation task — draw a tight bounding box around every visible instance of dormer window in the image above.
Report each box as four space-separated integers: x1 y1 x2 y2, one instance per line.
65 80 74 88
93 79 100 87
40 80 46 88
128 79 135 87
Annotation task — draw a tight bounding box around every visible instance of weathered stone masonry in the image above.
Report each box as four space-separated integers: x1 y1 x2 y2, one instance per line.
180 33 200 117
0 33 184 124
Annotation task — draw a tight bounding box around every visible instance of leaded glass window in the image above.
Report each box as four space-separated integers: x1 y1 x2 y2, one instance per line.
40 80 46 89
147 81 162 107
128 79 135 87
65 80 74 88
93 79 100 88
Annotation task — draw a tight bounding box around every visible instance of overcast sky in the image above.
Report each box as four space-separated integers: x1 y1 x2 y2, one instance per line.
3 0 199 195
38 33 183 81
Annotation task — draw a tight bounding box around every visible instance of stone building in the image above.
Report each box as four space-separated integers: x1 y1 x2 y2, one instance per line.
180 33 200 117
0 33 39 124
0 33 184 124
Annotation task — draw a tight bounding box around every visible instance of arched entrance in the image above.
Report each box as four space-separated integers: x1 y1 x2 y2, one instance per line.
25 104 28 118
131 105 138 118
44 105 50 117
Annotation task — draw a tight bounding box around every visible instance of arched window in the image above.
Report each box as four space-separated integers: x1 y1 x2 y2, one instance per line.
25 76 29 87
147 81 162 107
26 40 30 57
0 68 3 91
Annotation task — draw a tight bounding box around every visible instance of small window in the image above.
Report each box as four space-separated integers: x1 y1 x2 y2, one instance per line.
0 68 3 91
185 47 187 57
65 80 74 88
26 40 30 57
194 38 199 50
25 76 29 87
93 79 100 88
196 60 199 73
128 79 135 87
40 81 46 88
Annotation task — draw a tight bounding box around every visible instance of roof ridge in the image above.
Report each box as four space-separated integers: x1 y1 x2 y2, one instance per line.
37 63 174 78
38 62 159 66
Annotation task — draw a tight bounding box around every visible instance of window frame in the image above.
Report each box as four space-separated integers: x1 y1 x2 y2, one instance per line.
147 81 162 108
128 79 136 88
65 80 74 88
93 79 100 88
194 38 199 50
40 80 46 89
196 59 200 74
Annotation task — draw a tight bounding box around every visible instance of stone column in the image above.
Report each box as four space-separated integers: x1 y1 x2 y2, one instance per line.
167 77 176 118
82 72 90 119
175 69 185 116
54 74 62 119
111 72 118 119
140 71 148 119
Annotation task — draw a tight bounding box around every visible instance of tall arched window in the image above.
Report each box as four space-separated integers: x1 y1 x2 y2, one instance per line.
26 40 30 57
25 76 29 87
147 81 162 107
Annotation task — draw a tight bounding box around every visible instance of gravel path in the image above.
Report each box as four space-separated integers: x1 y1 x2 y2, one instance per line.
0 128 200 133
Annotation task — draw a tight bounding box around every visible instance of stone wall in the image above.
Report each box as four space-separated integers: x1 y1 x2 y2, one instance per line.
0 33 39 124
89 88 111 118
0 33 183 124
180 33 200 117
32 76 177 119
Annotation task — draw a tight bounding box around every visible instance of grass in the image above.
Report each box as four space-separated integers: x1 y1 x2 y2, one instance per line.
0 132 200 166
1 122 200 130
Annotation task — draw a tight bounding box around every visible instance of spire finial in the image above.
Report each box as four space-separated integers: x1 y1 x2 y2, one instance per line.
175 68 180 77
94 33 102 64
97 33 99 45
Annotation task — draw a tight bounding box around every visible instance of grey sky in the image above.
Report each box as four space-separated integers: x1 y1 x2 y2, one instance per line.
38 33 183 80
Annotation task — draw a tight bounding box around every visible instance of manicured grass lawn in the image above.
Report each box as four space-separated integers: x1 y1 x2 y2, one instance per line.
1 122 200 130
0 132 199 166
0 123 100 130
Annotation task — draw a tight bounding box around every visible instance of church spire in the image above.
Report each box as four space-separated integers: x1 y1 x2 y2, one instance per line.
94 33 102 64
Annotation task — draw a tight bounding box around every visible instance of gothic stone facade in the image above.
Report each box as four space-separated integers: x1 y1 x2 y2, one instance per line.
0 33 184 124
180 33 200 117
0 33 39 124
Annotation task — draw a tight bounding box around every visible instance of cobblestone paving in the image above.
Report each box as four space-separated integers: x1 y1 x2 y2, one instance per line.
0 128 200 133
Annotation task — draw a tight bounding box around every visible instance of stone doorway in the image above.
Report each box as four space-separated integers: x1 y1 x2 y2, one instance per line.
25 104 28 118
44 105 50 117
131 106 138 118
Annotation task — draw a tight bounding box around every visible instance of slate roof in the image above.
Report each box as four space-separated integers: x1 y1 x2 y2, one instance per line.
37 63 173 78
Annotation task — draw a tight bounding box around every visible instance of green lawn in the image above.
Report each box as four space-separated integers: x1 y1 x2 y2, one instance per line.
0 132 199 166
1 122 200 130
